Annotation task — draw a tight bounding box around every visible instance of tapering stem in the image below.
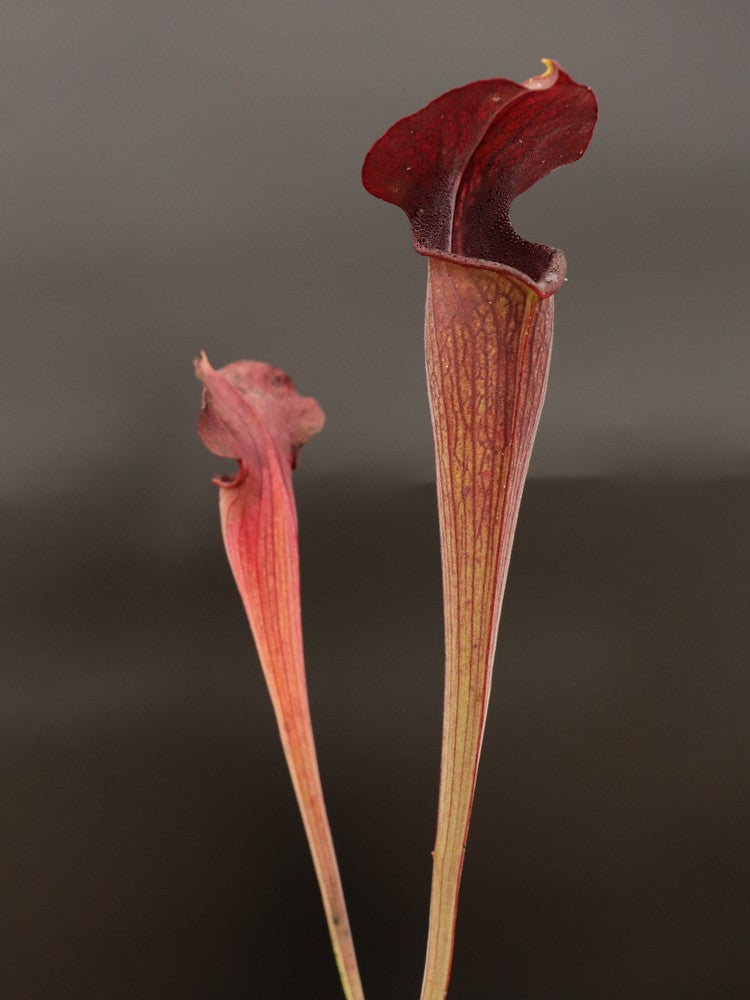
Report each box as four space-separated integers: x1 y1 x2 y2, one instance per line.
420 258 553 1000
220 455 365 1000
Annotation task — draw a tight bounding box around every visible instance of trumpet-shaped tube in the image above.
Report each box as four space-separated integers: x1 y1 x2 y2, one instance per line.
424 261 553 998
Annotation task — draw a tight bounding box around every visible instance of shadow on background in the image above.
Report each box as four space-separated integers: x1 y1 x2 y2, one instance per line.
1 477 748 999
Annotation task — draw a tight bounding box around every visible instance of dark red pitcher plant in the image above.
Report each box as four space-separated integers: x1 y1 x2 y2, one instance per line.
363 60 597 1000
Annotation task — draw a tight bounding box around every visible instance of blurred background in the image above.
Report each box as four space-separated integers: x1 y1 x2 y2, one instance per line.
1 2 748 998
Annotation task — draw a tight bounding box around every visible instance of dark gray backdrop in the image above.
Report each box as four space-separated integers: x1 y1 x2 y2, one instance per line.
2 3 748 999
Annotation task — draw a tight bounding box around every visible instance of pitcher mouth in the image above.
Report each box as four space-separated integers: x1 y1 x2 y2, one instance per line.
416 243 567 299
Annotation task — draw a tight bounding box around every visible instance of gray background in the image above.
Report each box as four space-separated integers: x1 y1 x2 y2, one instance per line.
1 3 748 999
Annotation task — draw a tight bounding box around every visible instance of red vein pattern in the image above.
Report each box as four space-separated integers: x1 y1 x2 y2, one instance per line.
195 356 365 1000
422 260 553 1000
